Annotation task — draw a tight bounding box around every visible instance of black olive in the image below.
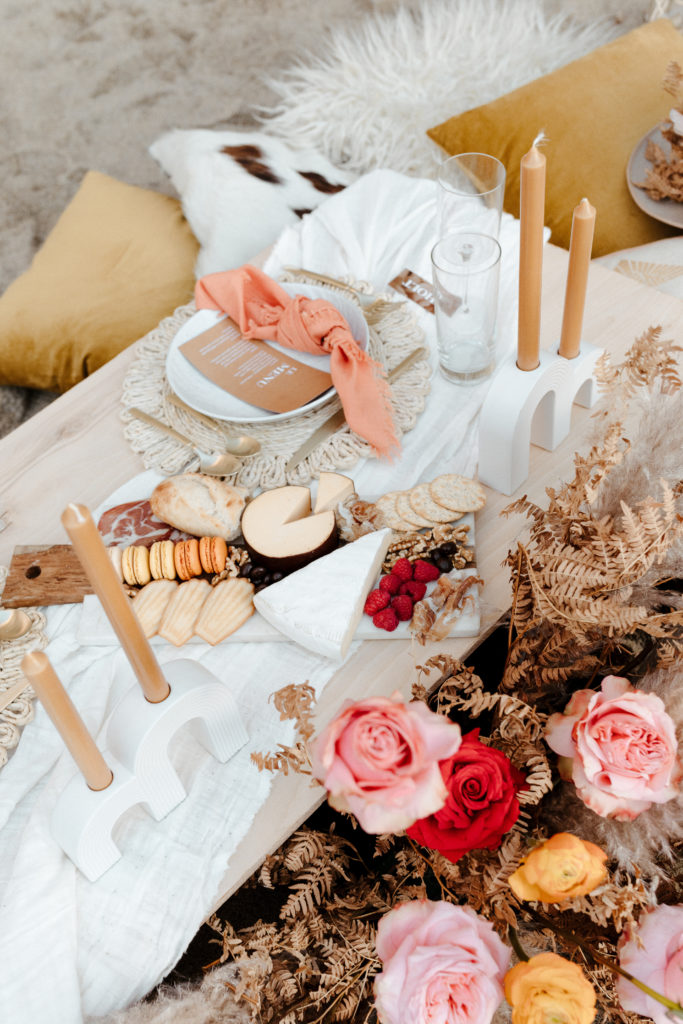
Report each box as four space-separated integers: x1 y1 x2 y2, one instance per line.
435 554 452 573
239 561 253 578
254 582 268 593
440 541 457 555
270 571 284 583
430 545 445 558
250 565 267 583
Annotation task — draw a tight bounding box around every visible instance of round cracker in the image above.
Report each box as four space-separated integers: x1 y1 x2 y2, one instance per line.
408 483 460 524
395 492 433 529
429 474 486 513
375 493 416 532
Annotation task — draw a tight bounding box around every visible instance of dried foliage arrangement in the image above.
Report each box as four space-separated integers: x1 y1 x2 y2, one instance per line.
634 60 683 202
201 328 683 1024
501 326 683 704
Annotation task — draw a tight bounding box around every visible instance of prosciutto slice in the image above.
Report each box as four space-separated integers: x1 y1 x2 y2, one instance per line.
97 500 190 548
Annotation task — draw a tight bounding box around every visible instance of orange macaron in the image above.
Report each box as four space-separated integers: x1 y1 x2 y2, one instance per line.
174 538 203 581
199 536 228 574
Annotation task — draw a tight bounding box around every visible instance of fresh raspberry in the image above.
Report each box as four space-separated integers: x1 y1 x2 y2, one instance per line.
391 594 414 621
379 573 401 595
412 559 441 582
390 557 414 581
364 588 390 615
400 579 427 601
373 607 399 631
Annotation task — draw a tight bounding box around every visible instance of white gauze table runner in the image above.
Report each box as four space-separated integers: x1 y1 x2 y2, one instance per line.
0 169 530 1024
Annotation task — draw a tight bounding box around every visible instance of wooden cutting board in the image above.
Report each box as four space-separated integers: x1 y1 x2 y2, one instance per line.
2 546 93 608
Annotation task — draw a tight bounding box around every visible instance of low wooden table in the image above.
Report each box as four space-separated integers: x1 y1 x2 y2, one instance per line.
1 244 681 912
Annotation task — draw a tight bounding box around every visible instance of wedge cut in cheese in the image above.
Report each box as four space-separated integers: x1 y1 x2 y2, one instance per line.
313 472 355 514
240 484 337 573
253 528 392 659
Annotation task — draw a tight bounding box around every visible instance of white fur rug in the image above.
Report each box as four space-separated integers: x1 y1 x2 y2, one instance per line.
260 0 623 177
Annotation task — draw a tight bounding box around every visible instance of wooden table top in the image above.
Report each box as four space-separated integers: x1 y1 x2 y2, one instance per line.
1 242 681 909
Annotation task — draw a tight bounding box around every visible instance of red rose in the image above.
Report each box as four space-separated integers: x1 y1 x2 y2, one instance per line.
406 730 527 862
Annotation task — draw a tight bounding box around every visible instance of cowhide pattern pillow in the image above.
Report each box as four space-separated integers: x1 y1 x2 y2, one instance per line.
149 129 353 277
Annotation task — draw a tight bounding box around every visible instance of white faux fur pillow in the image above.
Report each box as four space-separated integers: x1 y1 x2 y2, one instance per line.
149 129 353 278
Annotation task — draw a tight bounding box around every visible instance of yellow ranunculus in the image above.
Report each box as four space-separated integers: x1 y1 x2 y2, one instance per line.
508 832 607 903
505 952 596 1024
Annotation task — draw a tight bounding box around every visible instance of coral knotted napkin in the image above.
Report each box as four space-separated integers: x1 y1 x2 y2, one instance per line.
195 265 399 457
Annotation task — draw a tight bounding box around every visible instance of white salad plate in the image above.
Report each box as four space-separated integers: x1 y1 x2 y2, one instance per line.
165 282 369 424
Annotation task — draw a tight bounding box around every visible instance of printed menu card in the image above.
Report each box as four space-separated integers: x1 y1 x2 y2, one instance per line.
180 317 333 413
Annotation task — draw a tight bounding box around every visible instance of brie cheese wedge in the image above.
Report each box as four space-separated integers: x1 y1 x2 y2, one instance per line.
253 528 392 659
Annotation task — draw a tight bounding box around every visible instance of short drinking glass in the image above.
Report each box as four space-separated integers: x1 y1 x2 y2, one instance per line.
431 232 502 385
437 153 506 238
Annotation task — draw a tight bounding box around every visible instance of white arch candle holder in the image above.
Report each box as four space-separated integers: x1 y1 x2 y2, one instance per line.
50 660 248 881
478 342 603 495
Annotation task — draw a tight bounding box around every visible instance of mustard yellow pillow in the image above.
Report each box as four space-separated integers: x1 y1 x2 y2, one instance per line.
427 19 683 257
0 172 199 392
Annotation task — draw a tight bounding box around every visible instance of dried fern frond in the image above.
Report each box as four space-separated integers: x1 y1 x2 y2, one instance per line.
271 682 317 744
594 327 682 400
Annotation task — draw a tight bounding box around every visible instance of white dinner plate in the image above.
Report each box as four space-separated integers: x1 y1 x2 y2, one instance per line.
165 281 369 423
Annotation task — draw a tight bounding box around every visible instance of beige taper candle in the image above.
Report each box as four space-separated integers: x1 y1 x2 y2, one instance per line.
517 136 547 371
22 651 113 791
559 197 596 360
61 503 170 703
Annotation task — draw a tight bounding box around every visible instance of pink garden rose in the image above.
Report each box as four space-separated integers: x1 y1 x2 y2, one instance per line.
545 675 681 820
374 901 510 1024
311 693 461 834
617 904 683 1023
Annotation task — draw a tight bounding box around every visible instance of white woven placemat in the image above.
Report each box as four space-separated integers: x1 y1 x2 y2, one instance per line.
0 566 46 769
120 281 430 487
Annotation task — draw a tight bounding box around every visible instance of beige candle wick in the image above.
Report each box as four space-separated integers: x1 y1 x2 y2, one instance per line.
61 503 170 704
22 651 113 792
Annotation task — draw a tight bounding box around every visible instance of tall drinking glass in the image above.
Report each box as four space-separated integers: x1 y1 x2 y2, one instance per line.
437 153 506 239
431 232 502 385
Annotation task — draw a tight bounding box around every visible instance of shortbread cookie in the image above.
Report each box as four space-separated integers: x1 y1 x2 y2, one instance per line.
395 492 433 529
133 579 178 637
158 578 211 646
409 483 463 524
194 578 255 645
429 474 486 513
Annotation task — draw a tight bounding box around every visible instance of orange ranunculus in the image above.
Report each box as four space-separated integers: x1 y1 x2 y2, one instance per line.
508 833 607 903
505 952 596 1024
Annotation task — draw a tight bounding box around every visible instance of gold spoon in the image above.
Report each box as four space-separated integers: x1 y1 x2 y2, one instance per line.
128 408 243 477
165 393 261 456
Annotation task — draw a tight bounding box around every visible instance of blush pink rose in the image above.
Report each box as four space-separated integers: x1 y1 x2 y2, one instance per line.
617 904 683 1023
374 901 510 1024
545 676 681 820
311 693 461 834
